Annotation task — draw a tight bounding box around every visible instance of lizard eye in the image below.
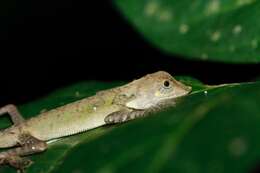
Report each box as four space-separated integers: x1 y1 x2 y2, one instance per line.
163 80 171 88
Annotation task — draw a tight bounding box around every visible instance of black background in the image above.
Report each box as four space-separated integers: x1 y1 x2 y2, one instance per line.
0 0 259 106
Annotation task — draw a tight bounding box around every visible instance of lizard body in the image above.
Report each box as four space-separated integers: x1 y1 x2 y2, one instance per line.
0 91 118 147
0 71 191 171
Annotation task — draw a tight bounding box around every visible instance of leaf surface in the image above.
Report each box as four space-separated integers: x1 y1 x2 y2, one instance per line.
113 0 260 63
1 79 259 173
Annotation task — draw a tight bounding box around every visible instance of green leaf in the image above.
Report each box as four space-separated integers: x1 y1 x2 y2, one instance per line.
1 78 260 173
113 0 260 63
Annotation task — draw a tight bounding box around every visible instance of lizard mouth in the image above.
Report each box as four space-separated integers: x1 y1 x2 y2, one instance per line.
176 80 192 94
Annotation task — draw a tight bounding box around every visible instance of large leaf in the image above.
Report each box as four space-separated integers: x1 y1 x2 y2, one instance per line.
113 0 260 63
0 78 260 173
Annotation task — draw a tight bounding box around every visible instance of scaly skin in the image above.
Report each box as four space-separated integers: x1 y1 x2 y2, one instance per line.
0 87 120 147
0 71 192 171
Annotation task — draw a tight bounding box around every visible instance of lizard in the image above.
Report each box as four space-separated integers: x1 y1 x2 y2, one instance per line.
0 71 192 172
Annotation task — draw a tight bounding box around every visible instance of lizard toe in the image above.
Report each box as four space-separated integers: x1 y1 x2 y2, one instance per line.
6 156 33 170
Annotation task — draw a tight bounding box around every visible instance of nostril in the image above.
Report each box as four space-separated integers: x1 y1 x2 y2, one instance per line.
186 86 192 93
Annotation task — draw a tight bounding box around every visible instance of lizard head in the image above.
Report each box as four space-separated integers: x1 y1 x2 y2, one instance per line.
125 71 192 110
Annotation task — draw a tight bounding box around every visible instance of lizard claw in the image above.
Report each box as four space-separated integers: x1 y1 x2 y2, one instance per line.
0 155 33 172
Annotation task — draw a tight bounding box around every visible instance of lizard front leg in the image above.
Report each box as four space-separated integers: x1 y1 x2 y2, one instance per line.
104 109 146 124
0 104 24 125
0 133 47 172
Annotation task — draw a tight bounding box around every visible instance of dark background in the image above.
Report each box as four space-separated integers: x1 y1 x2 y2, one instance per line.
0 0 259 106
